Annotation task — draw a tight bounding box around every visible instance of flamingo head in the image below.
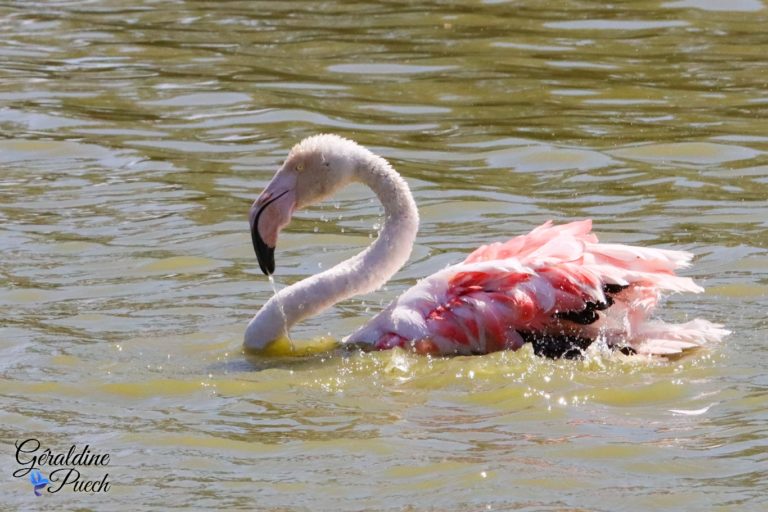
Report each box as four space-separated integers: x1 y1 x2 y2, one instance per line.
249 134 361 275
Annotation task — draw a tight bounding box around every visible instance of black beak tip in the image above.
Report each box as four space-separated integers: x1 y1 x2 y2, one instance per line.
258 247 275 276
250 189 290 277
251 225 275 276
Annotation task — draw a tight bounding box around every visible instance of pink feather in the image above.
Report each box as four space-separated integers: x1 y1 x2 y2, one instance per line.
347 220 728 357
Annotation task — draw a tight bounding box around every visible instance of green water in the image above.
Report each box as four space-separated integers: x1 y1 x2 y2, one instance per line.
1 1 767 510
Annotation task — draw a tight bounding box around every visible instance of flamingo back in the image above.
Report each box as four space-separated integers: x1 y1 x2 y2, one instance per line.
345 220 727 357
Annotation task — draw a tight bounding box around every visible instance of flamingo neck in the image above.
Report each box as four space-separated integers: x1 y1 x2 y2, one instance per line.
244 150 419 351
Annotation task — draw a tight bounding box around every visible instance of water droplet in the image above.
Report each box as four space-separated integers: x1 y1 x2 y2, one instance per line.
268 275 294 348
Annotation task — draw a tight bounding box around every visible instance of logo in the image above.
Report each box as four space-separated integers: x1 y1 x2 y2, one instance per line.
13 438 111 496
29 469 49 496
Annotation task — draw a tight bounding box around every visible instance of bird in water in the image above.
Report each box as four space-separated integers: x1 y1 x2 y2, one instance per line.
245 134 728 358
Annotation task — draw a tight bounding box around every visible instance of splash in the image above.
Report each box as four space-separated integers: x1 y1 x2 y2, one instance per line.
259 335 338 357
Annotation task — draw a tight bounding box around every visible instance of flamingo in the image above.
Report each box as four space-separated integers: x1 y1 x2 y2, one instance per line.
244 134 728 358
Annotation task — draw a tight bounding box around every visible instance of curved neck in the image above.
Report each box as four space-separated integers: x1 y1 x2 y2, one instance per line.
244 151 419 351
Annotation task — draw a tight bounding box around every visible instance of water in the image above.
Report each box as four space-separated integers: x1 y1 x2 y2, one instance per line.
266 274 294 350
1 1 767 510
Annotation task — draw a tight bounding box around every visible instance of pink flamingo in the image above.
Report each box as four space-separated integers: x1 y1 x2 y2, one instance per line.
245 134 728 357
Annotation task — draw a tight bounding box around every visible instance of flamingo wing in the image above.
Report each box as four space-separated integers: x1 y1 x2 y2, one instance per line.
345 220 728 357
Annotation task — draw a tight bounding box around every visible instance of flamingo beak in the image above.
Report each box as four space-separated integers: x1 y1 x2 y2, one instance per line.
249 187 296 275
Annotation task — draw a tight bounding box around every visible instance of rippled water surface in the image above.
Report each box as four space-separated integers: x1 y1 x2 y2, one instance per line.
2 1 767 510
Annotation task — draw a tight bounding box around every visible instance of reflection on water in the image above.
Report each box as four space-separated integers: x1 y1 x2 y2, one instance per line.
1 0 767 509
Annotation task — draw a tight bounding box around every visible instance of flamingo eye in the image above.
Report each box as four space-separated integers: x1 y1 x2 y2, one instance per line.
296 163 304 172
